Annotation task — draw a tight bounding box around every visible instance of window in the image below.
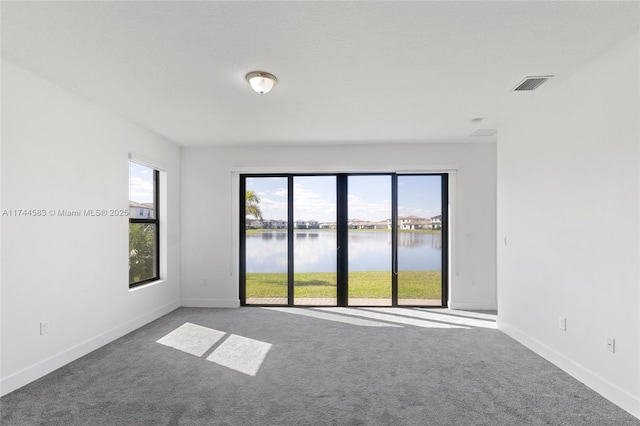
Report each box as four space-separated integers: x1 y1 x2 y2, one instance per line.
129 161 160 287
240 173 448 307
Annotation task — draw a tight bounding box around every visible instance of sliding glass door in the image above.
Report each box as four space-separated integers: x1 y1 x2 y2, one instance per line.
293 176 337 306
396 175 446 306
243 176 289 305
347 175 393 306
240 173 447 307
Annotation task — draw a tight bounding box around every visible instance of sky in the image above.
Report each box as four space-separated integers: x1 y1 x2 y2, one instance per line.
246 175 441 223
129 161 154 204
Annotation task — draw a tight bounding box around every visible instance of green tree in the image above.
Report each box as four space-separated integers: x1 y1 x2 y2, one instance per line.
129 223 156 283
246 190 263 220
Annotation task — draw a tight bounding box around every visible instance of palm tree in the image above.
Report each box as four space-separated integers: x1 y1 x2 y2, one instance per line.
245 190 263 220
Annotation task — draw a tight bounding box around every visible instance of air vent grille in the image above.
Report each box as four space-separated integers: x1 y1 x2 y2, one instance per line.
513 76 553 91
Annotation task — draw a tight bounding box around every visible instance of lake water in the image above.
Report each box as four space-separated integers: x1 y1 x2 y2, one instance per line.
246 230 442 273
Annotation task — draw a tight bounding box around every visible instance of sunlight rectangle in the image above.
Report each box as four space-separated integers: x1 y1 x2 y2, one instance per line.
156 322 226 357
206 334 272 376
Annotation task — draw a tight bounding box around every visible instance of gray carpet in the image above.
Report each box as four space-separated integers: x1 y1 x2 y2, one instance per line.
1 307 639 426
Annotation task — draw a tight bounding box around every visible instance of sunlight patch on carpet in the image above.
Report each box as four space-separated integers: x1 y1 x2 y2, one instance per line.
157 323 272 376
369 308 497 329
206 334 272 376
156 322 226 356
324 308 469 329
264 307 402 327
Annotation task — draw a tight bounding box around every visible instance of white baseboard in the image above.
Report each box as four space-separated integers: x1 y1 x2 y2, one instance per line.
498 321 640 420
0 300 180 397
448 301 497 311
181 298 240 308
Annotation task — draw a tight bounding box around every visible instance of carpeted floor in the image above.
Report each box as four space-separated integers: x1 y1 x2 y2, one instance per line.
1 307 639 425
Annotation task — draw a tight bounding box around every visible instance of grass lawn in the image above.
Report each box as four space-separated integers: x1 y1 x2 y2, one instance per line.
246 270 441 299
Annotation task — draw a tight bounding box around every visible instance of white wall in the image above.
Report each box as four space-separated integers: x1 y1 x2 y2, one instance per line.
497 33 640 417
181 142 496 310
0 62 181 395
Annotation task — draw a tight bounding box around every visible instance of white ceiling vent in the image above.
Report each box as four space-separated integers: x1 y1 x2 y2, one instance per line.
512 76 554 91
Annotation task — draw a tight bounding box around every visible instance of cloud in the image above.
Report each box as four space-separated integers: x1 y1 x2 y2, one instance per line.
253 182 438 223
129 177 153 202
294 185 336 221
347 194 391 222
259 197 288 215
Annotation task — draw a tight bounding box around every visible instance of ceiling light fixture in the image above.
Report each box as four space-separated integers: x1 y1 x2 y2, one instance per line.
246 71 277 95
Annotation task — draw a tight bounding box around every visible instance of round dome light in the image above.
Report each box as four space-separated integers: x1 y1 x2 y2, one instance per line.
245 71 277 95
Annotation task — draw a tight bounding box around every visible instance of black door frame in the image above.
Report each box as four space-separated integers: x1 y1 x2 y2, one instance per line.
240 172 448 307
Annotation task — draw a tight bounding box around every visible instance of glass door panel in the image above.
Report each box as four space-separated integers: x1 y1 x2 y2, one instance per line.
347 175 392 306
293 176 337 306
244 177 288 304
397 175 443 306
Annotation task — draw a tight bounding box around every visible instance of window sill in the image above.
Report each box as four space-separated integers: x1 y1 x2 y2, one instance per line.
129 279 165 292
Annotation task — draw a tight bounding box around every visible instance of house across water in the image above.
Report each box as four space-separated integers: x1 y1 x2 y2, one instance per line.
247 216 442 230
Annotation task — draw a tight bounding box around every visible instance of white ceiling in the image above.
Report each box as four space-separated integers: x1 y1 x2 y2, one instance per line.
2 1 639 147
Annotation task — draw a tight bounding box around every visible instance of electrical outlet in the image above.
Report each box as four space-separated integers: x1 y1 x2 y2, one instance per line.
558 317 566 331
606 337 615 353
40 321 49 335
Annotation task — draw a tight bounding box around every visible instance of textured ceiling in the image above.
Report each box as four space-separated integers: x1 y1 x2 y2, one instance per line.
2 1 639 147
